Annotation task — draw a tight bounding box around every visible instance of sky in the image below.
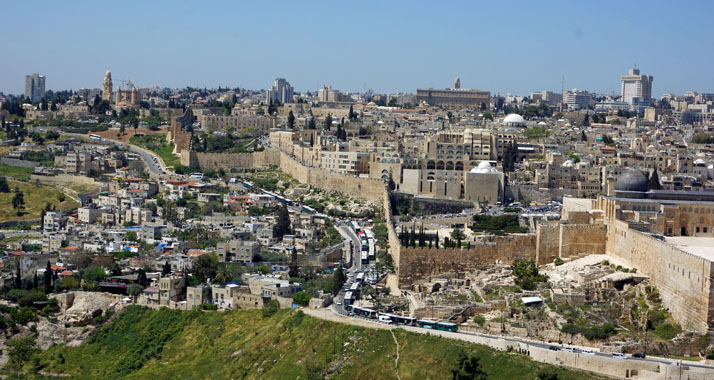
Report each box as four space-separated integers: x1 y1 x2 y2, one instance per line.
2 0 713 97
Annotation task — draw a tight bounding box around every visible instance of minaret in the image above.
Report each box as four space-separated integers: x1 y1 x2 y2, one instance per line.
454 77 461 89
102 70 113 102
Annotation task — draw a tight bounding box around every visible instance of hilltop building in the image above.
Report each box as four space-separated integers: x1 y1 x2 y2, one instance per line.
25 73 46 102
621 68 653 105
266 78 294 104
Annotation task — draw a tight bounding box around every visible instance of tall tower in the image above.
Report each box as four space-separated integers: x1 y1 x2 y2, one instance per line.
620 68 653 105
130 87 140 105
24 73 46 102
454 77 461 89
102 70 113 102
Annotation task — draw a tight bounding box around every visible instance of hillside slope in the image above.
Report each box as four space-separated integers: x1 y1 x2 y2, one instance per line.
8 306 605 380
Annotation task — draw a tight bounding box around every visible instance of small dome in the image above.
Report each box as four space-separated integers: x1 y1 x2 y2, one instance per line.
470 161 498 174
694 158 706 165
615 169 648 192
562 160 574 167
503 114 526 125
538 121 547 125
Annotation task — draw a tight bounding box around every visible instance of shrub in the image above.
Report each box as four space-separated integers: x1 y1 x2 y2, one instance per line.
473 315 486 327
654 323 682 340
582 323 617 340
6 336 38 369
262 299 280 318
292 291 311 306
554 258 564 266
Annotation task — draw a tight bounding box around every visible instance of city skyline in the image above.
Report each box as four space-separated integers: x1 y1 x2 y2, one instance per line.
2 1 713 96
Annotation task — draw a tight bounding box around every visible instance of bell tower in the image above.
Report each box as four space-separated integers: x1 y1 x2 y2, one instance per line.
102 70 113 102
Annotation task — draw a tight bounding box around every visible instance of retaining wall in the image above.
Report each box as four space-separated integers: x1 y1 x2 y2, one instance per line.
607 220 714 334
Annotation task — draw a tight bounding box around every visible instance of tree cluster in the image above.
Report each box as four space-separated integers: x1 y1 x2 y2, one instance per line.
398 224 439 249
511 258 548 290
501 140 519 172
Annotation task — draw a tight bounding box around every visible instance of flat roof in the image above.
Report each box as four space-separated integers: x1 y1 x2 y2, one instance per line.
665 236 714 261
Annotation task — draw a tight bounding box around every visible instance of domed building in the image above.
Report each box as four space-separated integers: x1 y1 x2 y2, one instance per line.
615 169 648 193
469 160 499 174
464 161 503 204
503 113 526 127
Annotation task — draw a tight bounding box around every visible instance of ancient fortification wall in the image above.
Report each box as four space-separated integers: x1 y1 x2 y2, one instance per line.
536 224 607 265
170 119 191 153
277 151 385 203
398 235 537 285
383 189 401 275
607 220 714 334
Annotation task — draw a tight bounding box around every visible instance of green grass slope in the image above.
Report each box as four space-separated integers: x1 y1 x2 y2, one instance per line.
9 306 605 380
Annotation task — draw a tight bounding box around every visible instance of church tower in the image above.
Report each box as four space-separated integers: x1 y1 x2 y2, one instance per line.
130 87 140 105
102 70 113 102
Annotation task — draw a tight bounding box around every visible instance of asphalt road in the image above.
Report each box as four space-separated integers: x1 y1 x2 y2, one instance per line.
64 133 167 176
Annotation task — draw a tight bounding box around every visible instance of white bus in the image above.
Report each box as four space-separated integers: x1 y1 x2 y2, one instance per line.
189 173 203 180
88 134 102 141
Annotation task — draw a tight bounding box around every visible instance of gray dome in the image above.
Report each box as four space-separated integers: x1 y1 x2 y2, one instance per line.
615 169 647 192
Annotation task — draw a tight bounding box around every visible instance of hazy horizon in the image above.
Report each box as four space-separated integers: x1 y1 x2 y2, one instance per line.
2 1 713 97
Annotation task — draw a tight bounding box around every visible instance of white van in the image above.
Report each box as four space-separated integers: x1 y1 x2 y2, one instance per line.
581 348 595 355
378 315 393 324
611 352 627 359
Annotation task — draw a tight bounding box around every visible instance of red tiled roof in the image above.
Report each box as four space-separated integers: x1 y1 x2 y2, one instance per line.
60 246 78 251
187 250 206 256
50 265 66 271
59 270 74 276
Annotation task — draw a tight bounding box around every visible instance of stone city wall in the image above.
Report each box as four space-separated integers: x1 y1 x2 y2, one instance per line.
398 234 537 285
607 219 714 334
277 151 385 203
189 150 280 171
536 224 607 265
383 188 401 278
1 157 40 169
30 174 98 187
169 119 191 153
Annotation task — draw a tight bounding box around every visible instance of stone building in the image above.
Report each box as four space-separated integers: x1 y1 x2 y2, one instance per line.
102 70 113 101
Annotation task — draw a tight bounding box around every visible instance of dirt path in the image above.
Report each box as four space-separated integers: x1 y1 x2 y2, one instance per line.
390 330 402 380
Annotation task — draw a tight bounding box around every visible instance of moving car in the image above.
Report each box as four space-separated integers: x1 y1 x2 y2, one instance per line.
581 348 595 355
632 352 646 359
612 353 627 359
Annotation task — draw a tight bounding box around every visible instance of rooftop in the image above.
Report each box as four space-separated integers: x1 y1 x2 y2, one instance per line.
665 236 714 261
